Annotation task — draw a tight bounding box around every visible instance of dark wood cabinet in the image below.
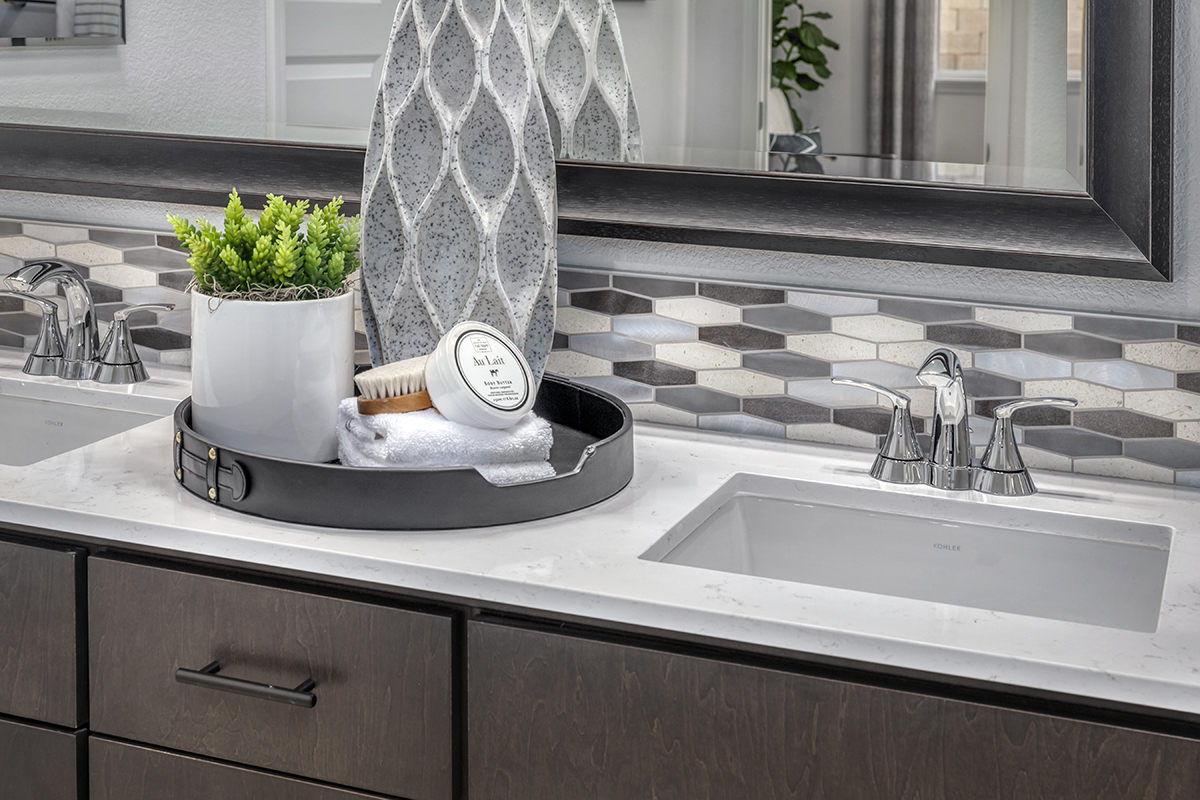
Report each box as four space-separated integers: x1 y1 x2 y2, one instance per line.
467 621 1200 800
0 538 81 728
0 715 82 800
89 557 454 800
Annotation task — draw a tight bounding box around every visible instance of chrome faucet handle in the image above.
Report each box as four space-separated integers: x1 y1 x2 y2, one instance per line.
5 260 97 380
831 377 928 485
93 303 175 385
0 291 64 376
916 348 974 490
974 397 1078 497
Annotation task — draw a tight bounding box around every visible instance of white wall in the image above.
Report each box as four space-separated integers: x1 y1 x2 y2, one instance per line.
0 2 269 139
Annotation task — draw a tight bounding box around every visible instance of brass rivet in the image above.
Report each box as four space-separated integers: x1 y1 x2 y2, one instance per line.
175 432 181 444
208 447 217 460
208 488 217 500
176 469 182 481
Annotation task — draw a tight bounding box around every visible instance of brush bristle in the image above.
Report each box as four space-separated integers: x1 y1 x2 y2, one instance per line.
354 355 429 400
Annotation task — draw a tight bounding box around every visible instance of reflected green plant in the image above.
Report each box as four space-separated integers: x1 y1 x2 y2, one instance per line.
772 1 840 133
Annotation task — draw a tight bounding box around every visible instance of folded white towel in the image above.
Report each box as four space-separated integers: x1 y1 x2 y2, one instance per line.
337 398 555 485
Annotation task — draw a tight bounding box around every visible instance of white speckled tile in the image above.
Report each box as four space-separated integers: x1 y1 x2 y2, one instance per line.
655 341 740 370
697 369 784 396
831 314 924 343
786 333 876 361
630 403 697 426
545 350 613 377
785 422 878 448
0 236 55 260
1123 390 1200 421
555 306 612 334
1125 341 1200 372
1073 457 1175 484
23 224 88 244
655 296 741 325
974 307 1073 332
1023 379 1126 410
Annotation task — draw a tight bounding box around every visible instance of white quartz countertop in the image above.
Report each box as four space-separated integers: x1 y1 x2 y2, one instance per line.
3 352 1200 718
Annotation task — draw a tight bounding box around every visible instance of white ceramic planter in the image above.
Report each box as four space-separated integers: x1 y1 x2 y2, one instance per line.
190 291 355 463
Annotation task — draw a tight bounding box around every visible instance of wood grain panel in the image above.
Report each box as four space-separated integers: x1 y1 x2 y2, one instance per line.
0 716 81 800
90 737 383 800
89 558 453 800
468 621 1200 800
0 538 80 727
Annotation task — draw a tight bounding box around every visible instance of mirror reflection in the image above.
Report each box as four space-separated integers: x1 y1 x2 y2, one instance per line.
0 0 124 45
0 0 1084 191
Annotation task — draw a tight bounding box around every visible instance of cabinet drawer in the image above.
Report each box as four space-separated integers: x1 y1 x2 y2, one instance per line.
91 737 383 800
0 538 81 727
0 716 82 800
469 621 1200 800
89 558 453 800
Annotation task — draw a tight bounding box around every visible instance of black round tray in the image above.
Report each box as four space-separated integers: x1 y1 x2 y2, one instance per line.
172 376 634 530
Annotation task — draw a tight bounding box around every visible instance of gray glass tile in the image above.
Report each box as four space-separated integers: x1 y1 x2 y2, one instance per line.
699 414 786 439
962 369 1022 398
1074 360 1174 390
656 386 741 414
831 360 923 388
1073 315 1176 341
85 281 124 304
789 379 885 408
743 352 830 379
130 327 190 351
574 376 656 404
89 230 158 249
878 298 973 323
121 247 191 271
1175 471 1200 488
744 397 830 425
973 399 1071 426
612 315 697 343
557 289 570 307
612 276 696 298
552 332 569 350
0 222 22 236
927 323 1021 350
788 291 878 316
558 270 610 290
354 331 368 350
156 235 187 252
699 284 785 306
614 361 696 386
1178 373 1200 394
699 325 785 351
0 312 42 337
741 306 831 334
0 329 23 348
0 295 23 313
571 290 652 315
159 271 194 292
1022 428 1122 458
1124 440 1200 470
1025 332 1123 360
1075 410 1174 439
1178 325 1200 345
974 351 1072 380
834 407 925 436
570 333 654 361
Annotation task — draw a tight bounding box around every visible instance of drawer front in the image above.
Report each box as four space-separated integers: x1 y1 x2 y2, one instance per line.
91 737 383 800
469 621 1200 800
0 538 80 727
0 716 81 800
90 558 453 800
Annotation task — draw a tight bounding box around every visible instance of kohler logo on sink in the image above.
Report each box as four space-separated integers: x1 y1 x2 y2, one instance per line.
43 419 63 427
933 543 961 551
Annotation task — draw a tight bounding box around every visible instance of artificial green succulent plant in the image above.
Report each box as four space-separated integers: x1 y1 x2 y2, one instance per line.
169 190 360 300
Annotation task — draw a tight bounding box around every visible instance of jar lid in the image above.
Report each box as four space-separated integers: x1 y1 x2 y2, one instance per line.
425 322 537 429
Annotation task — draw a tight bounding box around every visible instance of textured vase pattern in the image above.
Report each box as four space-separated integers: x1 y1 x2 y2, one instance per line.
361 0 558 383
527 0 642 162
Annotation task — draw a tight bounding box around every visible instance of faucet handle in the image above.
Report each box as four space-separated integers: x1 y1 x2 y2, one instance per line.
975 397 1078 496
831 377 928 484
93 303 176 384
0 290 64 376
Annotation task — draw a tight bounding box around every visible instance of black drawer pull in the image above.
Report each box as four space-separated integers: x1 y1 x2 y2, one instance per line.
175 661 317 708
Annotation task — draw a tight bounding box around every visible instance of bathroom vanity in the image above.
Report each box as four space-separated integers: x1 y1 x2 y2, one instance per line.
2 355 1200 799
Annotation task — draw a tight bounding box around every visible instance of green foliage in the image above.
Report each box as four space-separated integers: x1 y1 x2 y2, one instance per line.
772 1 840 133
168 190 360 300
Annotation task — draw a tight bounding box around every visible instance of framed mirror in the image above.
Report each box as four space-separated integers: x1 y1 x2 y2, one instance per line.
0 0 1172 281
0 0 124 47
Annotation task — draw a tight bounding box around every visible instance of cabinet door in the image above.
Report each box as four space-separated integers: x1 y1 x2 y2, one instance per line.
468 621 1200 800
90 737 383 800
0 716 81 800
0 538 81 727
89 557 453 800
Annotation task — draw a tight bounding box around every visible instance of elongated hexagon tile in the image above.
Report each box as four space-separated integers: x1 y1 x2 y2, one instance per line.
568 333 654 361
573 376 655 404
833 407 924 435
1026 332 1123 360
973 399 1070 426
130 328 190 351
1074 361 1174 390
612 276 696 298
556 307 611 334
614 360 696 386
831 314 924 343
0 328 24 348
877 298 973 323
1017 445 1073 472
744 397 829 424
831 360 923 389
1074 315 1176 341
121 286 188 308
1178 422 1200 445
699 283 784 305
788 379 881 408
612 315 697 343
963 369 1022 398
879 342 973 369
545 351 613 378
558 270 610 290
88 264 158 290
1074 410 1174 439
1022 427 1122 457
657 386 741 414
1123 390 1200 421
1073 457 1174 484
699 414 786 439
699 325 785 351
975 351 1071 380
786 423 878 449
0 221 21 236
974 307 1073 332
655 297 740 325
557 290 570 307
787 291 877 316
122 247 191 271
1023 379 1124 409
90 230 158 249
743 352 830 378
0 312 42 337
1125 341 1200 372
1178 373 1200 394
741 306 830 334
571 289 651 315
1180 326 1200 344
928 323 1022 350
1124 439 1200 470
698 369 784 396
1175 470 1200 488
631 403 697 427
56 242 123 267
787 333 875 361
0 295 22 313
552 332 569 350
655 342 739 370
23 224 87 244
0 236 55 260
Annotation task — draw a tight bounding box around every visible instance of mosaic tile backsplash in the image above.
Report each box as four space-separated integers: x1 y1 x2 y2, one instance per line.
4 218 1200 486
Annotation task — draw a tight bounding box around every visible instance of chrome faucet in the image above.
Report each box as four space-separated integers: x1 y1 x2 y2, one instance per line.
6 260 99 380
916 349 974 490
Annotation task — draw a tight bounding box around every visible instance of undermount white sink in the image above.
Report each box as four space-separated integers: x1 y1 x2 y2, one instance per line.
641 473 1172 633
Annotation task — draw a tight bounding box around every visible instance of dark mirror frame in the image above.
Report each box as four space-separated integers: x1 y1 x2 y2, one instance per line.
0 0 1172 282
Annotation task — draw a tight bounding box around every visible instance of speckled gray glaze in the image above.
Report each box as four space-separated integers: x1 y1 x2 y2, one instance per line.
362 0 558 382
526 0 641 162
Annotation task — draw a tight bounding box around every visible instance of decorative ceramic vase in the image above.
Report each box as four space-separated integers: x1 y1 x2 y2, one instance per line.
526 0 641 162
361 0 558 384
190 291 355 463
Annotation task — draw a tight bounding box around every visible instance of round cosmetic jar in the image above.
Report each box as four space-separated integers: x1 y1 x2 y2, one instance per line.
425 321 537 429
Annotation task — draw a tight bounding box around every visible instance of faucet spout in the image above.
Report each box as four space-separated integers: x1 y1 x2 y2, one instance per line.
6 261 98 380
916 348 974 490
